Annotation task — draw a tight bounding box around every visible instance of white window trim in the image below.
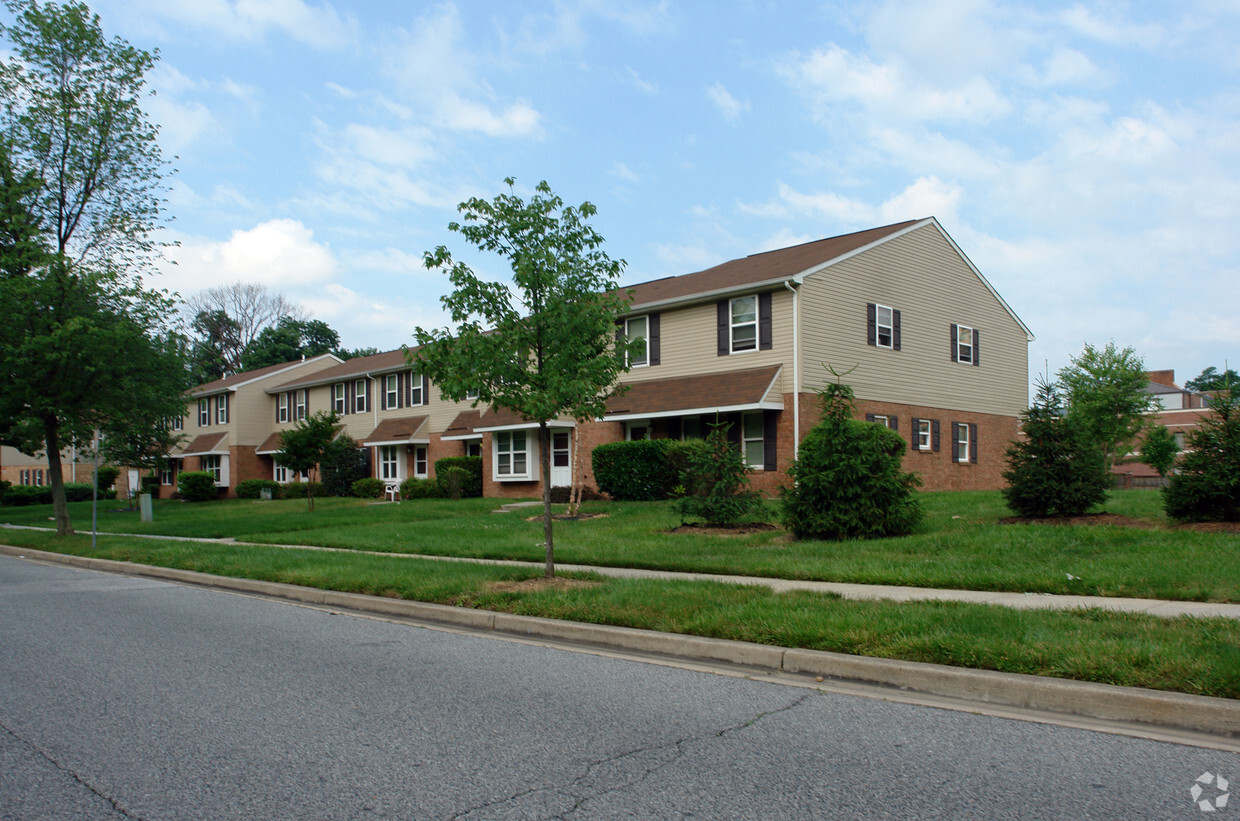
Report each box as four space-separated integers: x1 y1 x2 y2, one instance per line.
294 390 307 420
277 394 289 423
170 416 183 432
916 419 931 451
198 399 210 426
216 394 229 425
875 304 894 349
493 430 534 481
871 414 890 427
333 383 346 414
202 454 226 486
409 372 423 406
625 316 649 367
355 379 368 413
413 444 428 478
625 421 651 441
954 423 970 463
742 410 764 470
384 374 398 409
956 324 974 364
730 295 758 354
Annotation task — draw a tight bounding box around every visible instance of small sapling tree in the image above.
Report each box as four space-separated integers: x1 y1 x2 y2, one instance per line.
275 411 340 512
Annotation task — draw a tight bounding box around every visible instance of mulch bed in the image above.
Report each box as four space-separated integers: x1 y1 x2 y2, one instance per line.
668 522 782 536
487 578 601 593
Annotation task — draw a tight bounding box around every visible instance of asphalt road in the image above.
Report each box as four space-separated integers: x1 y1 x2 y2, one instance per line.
1 553 1236 820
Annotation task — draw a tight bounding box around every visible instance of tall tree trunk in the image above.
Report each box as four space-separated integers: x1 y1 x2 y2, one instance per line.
42 415 74 536
540 421 554 579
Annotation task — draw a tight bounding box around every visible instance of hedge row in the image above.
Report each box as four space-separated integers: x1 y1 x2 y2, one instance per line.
591 439 703 501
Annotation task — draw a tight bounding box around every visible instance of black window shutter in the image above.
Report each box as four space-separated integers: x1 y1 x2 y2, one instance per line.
865 413 875 423
973 329 980 367
866 303 876 346
758 293 772 351
910 418 920 450
345 382 353 415
763 410 778 471
969 423 979 463
888 416 898 432
275 396 279 423
932 420 940 452
422 374 430 405
893 309 902 350
950 323 958 362
649 313 661 365
717 301 729 356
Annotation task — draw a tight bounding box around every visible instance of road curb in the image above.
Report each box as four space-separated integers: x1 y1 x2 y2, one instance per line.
4 544 1238 739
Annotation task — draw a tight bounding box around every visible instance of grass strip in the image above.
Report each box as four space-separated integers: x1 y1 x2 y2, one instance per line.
5 530 1239 700
5 490 1235 602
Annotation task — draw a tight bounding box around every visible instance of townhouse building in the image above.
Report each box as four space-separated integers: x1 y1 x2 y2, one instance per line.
162 217 1032 499
1113 369 1216 488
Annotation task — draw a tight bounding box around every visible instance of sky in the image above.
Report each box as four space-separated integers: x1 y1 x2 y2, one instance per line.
28 0 1240 389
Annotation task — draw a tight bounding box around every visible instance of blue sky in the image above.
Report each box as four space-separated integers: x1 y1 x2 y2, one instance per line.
59 1 1240 387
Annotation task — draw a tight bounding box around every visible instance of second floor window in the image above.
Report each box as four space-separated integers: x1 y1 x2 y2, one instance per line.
730 296 757 353
198 399 210 426
277 393 289 423
355 379 368 413
409 372 423 406
169 415 183 432
625 316 648 366
333 383 346 414
295 390 307 420
385 374 398 409
216 394 229 425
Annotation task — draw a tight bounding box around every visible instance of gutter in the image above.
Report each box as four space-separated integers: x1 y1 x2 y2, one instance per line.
784 280 800 459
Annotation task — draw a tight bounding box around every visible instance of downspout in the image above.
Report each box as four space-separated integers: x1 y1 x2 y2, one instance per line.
784 280 800 460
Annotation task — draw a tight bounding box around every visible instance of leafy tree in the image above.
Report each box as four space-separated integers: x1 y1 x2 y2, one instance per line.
1138 425 1179 480
0 0 181 536
676 423 762 526
238 317 340 371
275 410 340 511
1185 366 1240 394
781 378 922 539
319 434 367 497
334 346 380 361
1057 342 1156 472
186 309 241 384
184 282 306 375
1164 388 1240 522
1002 378 1110 518
413 178 631 578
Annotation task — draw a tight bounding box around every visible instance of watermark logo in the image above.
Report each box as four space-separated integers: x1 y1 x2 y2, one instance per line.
1192 772 1230 813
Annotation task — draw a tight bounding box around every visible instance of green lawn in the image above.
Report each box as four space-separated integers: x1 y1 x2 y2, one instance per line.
4 489 1235 603
4 529 1240 699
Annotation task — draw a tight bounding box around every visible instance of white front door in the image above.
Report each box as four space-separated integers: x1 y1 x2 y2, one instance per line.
549 430 572 488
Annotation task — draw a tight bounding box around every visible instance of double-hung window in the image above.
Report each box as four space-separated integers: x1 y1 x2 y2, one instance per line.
917 419 931 451
294 389 307 420
170 416 183 432
379 445 400 481
741 411 764 469
952 324 979 365
277 393 289 423
355 379 368 413
409 372 423 406
730 296 757 353
333 383 346 414
495 431 529 479
413 445 428 478
216 394 229 425
198 399 210 426
384 374 398 409
625 316 649 367
952 422 978 464
875 305 894 348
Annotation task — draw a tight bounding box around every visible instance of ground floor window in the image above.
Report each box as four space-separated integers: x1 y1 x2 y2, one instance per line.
273 461 307 484
495 431 531 480
379 445 402 481
467 440 482 458
201 455 223 484
18 469 45 486
952 422 978 464
742 412 765 469
413 445 428 478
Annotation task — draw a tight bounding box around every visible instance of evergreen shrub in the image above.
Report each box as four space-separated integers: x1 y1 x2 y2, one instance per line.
1164 389 1240 521
177 471 219 502
433 456 482 498
592 439 674 500
676 423 762 526
781 380 923 539
320 436 368 497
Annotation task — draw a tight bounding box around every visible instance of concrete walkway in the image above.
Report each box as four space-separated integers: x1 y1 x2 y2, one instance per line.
4 522 1238 620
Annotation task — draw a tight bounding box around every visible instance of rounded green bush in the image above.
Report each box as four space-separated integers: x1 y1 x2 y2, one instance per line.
177 471 219 502
399 477 440 500
351 477 386 498
236 479 282 499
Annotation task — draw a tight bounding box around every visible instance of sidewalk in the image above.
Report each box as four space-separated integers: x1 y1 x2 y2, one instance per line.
4 522 1238 620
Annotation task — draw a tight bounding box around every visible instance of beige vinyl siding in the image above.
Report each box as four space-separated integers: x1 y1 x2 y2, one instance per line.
799 224 1028 418
620 288 794 396
233 358 341 445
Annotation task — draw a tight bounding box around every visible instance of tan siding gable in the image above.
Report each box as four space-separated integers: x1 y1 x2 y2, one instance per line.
799 224 1028 417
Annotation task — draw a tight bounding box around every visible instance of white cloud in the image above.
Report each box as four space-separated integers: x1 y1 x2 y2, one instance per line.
706 82 749 123
878 176 962 223
609 162 640 182
780 44 1010 124
626 66 658 95
1058 4 1163 49
650 242 722 274
119 0 358 48
160 220 338 296
380 4 543 138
